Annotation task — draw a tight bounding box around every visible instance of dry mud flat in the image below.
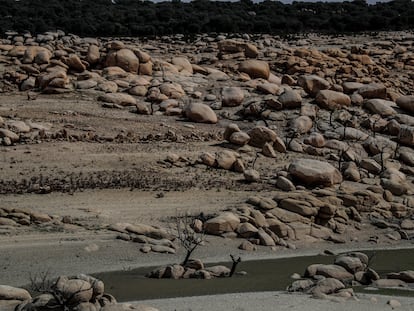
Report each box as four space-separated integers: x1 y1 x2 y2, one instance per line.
1 31 414 309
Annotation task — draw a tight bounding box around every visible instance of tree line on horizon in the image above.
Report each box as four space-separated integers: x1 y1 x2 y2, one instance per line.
0 0 413 37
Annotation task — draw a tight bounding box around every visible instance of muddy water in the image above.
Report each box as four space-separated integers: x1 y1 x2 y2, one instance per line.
94 248 414 302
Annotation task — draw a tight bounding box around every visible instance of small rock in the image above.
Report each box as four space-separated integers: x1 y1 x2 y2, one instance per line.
387 299 402 309
244 169 260 182
222 87 244 107
238 240 257 251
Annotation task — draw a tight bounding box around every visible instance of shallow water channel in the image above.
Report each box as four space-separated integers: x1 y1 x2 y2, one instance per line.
94 248 414 302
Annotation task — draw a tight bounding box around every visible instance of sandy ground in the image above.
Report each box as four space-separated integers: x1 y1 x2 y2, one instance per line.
137 292 414 311
0 179 413 288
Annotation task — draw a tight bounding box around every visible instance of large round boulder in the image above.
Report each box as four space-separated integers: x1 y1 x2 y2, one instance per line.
279 90 302 109
87 45 100 65
238 60 270 79
105 48 139 73
357 83 387 99
247 126 278 148
314 264 354 282
223 123 241 141
0 129 19 143
288 159 343 187
298 75 330 96
22 46 51 64
159 82 185 99
171 57 193 74
66 54 86 72
290 116 313 134
364 99 397 117
396 95 414 114
204 212 240 235
54 277 93 304
222 87 244 107
216 150 237 170
184 102 217 124
334 255 366 274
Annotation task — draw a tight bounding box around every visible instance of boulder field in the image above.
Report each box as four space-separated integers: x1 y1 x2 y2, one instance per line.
1 31 414 297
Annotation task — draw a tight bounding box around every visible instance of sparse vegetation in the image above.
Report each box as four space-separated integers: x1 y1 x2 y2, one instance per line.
175 212 205 266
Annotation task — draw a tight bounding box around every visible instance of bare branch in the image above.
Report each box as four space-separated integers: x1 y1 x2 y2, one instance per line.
229 254 242 277
175 212 205 266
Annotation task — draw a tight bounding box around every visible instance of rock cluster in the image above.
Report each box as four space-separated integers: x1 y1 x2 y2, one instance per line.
287 251 414 301
109 222 176 254
146 259 234 280
194 186 414 249
0 274 158 311
0 117 52 146
0 207 52 226
0 206 75 234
